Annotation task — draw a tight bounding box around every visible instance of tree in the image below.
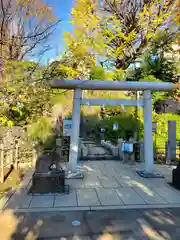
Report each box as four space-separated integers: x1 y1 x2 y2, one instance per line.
45 51 96 80
125 30 180 102
0 60 57 127
136 30 180 84
43 54 80 80
0 0 60 62
173 0 180 46
69 0 177 70
63 0 98 79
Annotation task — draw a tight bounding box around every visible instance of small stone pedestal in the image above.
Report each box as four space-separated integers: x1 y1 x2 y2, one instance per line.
32 171 65 194
30 154 68 194
136 170 164 178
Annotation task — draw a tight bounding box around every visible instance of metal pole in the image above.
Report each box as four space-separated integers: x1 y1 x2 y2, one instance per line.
69 88 82 172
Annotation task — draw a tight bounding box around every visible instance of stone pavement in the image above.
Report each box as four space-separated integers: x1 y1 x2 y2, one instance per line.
1 161 180 212
2 208 180 239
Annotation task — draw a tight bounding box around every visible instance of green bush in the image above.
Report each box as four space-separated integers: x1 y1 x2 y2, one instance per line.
28 116 53 144
100 113 142 143
153 113 180 148
89 66 106 80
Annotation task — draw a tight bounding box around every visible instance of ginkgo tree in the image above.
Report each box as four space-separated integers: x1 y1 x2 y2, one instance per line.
68 0 178 70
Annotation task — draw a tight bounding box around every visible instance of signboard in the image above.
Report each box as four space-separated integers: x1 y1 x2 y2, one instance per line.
63 119 72 136
113 123 118 131
152 122 157 133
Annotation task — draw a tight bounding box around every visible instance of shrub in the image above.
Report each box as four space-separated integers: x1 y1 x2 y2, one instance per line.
100 113 142 143
28 116 53 144
153 113 180 148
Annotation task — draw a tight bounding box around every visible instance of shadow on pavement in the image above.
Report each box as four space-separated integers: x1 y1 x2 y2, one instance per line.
1 202 180 239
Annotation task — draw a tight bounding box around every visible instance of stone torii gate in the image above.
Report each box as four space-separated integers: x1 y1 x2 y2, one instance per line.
51 80 176 178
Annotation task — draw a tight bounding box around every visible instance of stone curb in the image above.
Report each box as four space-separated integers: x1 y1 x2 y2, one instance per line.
4 203 180 213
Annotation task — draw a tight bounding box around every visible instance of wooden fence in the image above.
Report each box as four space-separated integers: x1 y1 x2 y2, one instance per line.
0 140 34 183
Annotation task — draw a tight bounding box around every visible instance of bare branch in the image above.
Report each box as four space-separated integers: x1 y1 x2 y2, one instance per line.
0 0 60 62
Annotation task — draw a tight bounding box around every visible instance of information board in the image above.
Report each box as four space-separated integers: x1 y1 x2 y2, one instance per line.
63 119 72 136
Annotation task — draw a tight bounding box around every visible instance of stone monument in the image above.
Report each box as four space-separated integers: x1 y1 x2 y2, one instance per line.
30 148 66 194
166 120 176 164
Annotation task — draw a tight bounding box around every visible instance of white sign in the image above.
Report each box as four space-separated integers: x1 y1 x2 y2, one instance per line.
63 119 72 136
113 123 118 130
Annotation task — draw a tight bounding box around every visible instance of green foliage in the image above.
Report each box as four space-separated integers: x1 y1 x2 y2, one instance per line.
125 30 180 102
28 117 52 143
69 0 175 70
0 60 58 127
4 60 44 82
101 113 142 143
113 69 126 81
9 103 29 123
45 60 79 80
0 114 14 127
89 66 106 80
141 56 179 84
153 113 180 148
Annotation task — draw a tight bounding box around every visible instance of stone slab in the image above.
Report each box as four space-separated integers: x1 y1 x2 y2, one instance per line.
4 194 32 209
101 167 119 178
133 187 168 205
147 178 170 188
66 179 85 188
96 188 124 206
153 187 180 204
12 204 180 213
90 161 105 170
114 175 154 188
12 206 91 212
83 176 103 188
115 188 146 205
114 176 137 187
54 190 77 207
77 189 101 206
128 176 155 188
29 195 54 208
98 176 121 188
85 168 105 178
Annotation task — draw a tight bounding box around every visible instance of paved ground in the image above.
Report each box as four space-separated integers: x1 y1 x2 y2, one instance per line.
0 161 180 212
1 208 180 239
87 145 112 158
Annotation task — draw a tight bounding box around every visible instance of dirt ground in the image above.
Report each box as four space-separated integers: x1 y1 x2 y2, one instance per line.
0 168 25 199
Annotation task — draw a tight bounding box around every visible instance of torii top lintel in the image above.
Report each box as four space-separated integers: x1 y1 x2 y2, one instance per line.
51 80 178 91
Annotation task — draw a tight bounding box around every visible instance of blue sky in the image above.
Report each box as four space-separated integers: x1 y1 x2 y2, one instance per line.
42 0 73 64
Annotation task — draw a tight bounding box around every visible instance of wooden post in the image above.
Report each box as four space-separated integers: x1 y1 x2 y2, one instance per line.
15 140 19 170
0 141 4 183
9 147 13 166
